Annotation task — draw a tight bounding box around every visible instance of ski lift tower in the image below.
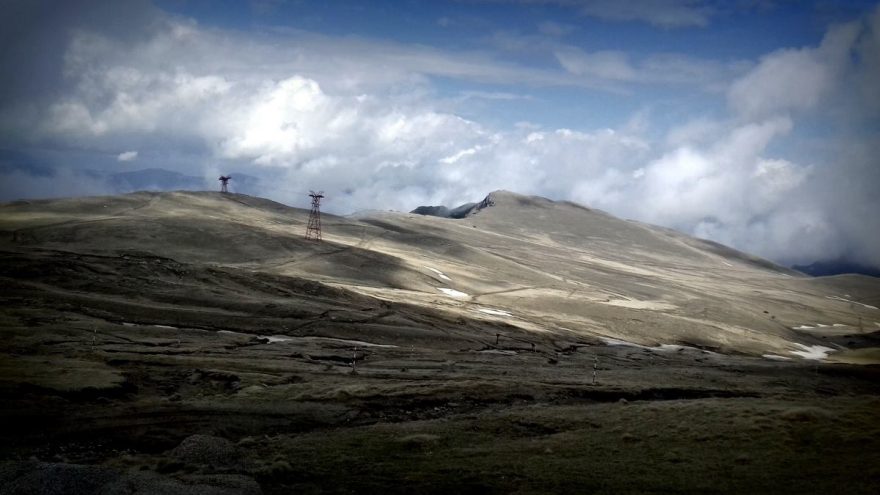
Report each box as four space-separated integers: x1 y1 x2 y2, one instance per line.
305 190 324 241
218 175 231 193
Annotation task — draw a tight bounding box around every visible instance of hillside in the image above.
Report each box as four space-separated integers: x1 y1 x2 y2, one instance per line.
1 190 879 494
4 189 874 356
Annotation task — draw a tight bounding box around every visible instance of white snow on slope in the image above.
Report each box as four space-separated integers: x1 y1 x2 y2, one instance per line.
827 295 878 310
478 308 513 317
789 344 835 360
437 287 470 299
303 337 398 348
425 267 451 280
600 337 647 348
218 330 397 348
599 338 709 353
763 354 792 361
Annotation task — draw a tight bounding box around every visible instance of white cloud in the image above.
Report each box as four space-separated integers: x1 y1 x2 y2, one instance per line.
855 7 880 115
623 119 824 263
117 150 138 161
665 117 724 146
457 90 534 101
554 45 748 88
555 48 637 81
727 21 861 119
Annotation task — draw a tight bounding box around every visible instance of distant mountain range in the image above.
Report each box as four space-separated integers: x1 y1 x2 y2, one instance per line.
793 259 880 278
106 168 261 196
108 168 207 192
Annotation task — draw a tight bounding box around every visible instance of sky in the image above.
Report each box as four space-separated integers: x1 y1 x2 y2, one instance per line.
1 0 879 270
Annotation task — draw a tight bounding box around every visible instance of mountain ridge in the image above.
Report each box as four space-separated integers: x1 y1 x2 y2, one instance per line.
2 189 877 359
413 190 801 277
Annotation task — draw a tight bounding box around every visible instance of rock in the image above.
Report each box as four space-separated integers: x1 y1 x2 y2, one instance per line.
169 435 242 471
397 434 441 451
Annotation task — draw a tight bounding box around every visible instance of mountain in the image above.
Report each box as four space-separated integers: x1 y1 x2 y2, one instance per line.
2 190 879 494
794 259 880 278
410 201 478 218
106 168 263 195
108 168 207 193
3 189 876 353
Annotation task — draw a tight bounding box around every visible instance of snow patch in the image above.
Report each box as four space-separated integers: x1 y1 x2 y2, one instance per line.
479 349 517 355
656 344 688 352
122 322 179 329
600 337 646 348
789 344 835 360
793 325 814 330
303 337 397 348
763 354 792 361
217 330 397 348
599 337 713 354
477 308 513 317
424 267 451 280
827 295 878 310
437 287 469 299
602 299 676 311
215 330 289 343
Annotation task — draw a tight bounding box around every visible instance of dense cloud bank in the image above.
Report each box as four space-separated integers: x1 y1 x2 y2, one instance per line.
1 1 878 269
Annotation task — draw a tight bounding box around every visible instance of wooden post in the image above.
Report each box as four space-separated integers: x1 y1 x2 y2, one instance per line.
592 356 599 385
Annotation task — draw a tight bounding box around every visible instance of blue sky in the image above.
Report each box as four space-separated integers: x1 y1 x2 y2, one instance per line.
1 0 879 269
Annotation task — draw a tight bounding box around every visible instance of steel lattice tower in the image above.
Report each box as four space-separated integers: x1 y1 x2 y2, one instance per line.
218 175 231 193
305 190 324 241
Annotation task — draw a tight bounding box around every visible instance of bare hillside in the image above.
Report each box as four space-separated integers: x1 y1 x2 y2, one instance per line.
1 190 879 494
5 190 876 357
